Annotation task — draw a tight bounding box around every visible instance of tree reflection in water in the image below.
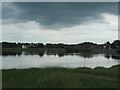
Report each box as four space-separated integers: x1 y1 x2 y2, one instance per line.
1 50 120 60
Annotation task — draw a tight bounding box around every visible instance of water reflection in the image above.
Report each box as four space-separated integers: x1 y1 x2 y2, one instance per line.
75 53 94 58
1 50 120 60
104 54 111 59
23 50 45 57
2 52 22 56
1 50 119 69
103 54 120 60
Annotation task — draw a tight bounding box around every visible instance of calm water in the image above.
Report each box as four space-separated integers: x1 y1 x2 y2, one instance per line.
1 52 119 69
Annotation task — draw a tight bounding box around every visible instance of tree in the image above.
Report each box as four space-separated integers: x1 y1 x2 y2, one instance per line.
111 40 120 49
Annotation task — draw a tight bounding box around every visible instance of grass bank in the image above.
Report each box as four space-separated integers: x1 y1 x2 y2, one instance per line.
2 65 119 88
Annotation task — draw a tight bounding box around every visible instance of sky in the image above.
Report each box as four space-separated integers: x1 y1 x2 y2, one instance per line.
1 2 118 44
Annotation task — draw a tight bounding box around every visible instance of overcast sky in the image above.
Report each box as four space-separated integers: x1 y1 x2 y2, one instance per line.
2 2 118 44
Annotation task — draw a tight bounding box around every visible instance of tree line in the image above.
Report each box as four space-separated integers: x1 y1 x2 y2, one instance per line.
1 40 120 49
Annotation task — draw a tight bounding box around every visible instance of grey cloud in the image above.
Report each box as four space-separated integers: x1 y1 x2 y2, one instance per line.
2 2 118 29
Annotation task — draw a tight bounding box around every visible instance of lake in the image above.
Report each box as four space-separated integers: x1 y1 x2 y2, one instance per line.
1 51 119 69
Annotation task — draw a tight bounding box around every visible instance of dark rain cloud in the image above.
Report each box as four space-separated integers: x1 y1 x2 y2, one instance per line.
2 2 118 29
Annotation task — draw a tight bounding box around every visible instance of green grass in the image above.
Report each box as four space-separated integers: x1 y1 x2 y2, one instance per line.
2 65 119 88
